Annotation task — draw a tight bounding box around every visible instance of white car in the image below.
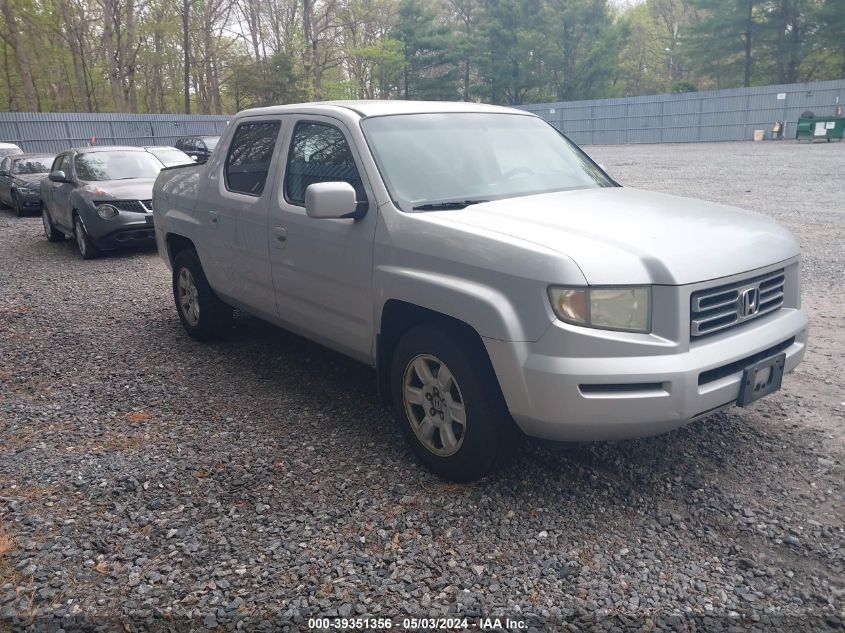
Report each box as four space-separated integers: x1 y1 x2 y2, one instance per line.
0 142 23 159
152 101 808 481
144 146 194 167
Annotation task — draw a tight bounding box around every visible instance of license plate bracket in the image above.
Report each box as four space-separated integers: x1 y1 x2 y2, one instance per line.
737 353 786 407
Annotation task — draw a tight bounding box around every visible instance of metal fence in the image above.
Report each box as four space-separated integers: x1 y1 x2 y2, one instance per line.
518 79 845 144
0 112 231 154
2 80 843 151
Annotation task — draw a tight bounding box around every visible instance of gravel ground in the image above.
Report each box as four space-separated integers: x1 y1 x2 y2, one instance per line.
1 140 843 632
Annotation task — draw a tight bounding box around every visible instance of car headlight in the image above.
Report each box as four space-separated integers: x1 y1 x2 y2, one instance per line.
548 286 651 333
16 187 36 195
97 204 119 220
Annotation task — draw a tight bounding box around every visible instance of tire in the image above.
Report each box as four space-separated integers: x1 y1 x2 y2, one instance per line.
42 207 65 242
12 192 24 217
171 249 233 341
73 215 99 259
390 324 519 482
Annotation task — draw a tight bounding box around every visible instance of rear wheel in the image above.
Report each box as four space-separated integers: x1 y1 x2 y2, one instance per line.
42 207 64 242
74 215 99 259
391 324 519 482
172 249 233 341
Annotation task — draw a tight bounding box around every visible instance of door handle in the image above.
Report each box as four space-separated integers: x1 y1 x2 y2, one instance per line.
273 226 287 247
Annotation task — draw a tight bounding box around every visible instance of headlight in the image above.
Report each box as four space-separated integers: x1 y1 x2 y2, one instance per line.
16 187 36 195
548 286 651 333
97 204 119 220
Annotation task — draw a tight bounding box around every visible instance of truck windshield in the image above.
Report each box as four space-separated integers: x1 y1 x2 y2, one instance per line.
361 113 613 211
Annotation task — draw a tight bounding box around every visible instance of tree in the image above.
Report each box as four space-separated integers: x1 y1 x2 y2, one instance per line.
394 0 458 100
544 0 624 101
687 0 758 87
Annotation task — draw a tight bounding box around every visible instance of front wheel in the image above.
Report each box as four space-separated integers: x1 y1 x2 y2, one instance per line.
172 249 233 341
12 192 24 217
391 324 519 482
42 207 64 242
74 215 99 259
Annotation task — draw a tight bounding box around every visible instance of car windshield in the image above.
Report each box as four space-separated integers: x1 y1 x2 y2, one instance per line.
75 151 163 181
361 113 613 210
148 148 193 166
202 137 219 149
12 157 52 174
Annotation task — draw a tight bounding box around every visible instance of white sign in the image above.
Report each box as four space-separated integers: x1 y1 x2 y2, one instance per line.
814 122 827 136
776 93 786 100
549 108 555 115
825 121 835 129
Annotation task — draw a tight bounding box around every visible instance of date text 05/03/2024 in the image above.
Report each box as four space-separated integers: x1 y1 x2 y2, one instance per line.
307 617 528 630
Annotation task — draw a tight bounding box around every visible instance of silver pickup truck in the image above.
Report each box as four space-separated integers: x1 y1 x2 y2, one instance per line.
153 101 808 481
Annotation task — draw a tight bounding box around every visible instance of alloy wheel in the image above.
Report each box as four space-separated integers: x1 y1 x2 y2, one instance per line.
75 219 87 256
177 267 200 327
402 354 467 457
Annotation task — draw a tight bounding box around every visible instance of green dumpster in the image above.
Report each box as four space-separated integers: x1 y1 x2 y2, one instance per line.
796 116 845 141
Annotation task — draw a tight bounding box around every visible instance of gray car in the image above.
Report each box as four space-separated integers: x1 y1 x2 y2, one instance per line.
0 153 55 216
40 146 164 259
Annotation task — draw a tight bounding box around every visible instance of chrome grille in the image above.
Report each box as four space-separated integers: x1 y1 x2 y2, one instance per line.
95 200 152 213
690 268 785 338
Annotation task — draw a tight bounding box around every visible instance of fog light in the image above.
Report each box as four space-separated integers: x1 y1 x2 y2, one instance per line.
97 204 118 219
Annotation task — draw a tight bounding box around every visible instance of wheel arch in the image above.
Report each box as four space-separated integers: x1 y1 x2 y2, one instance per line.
376 300 496 407
165 233 196 266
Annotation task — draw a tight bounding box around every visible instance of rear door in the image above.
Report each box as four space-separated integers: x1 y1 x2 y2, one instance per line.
267 115 377 363
203 117 282 320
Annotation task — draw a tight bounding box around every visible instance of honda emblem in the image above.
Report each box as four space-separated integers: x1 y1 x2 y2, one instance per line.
740 287 760 317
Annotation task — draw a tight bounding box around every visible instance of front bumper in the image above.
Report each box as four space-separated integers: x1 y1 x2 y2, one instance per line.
484 307 808 442
84 210 156 250
14 190 43 211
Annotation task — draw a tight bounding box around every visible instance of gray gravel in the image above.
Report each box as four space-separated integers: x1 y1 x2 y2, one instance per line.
1 140 843 632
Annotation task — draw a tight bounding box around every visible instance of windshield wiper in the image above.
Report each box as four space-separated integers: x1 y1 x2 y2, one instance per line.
412 199 489 211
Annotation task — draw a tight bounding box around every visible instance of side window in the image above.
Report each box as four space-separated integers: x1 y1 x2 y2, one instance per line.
0 157 10 173
285 122 366 205
224 121 280 196
51 155 64 172
55 155 72 175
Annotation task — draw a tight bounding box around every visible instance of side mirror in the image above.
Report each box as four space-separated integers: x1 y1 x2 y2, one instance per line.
305 181 365 219
48 170 68 183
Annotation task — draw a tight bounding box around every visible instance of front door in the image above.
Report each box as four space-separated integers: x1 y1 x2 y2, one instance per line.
48 154 75 230
267 115 377 363
0 157 13 205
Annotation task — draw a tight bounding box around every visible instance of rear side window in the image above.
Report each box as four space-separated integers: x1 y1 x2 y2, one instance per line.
224 121 280 196
285 122 366 205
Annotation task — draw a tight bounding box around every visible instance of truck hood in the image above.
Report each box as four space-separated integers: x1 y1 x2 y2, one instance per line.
436 187 800 285
79 178 156 200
